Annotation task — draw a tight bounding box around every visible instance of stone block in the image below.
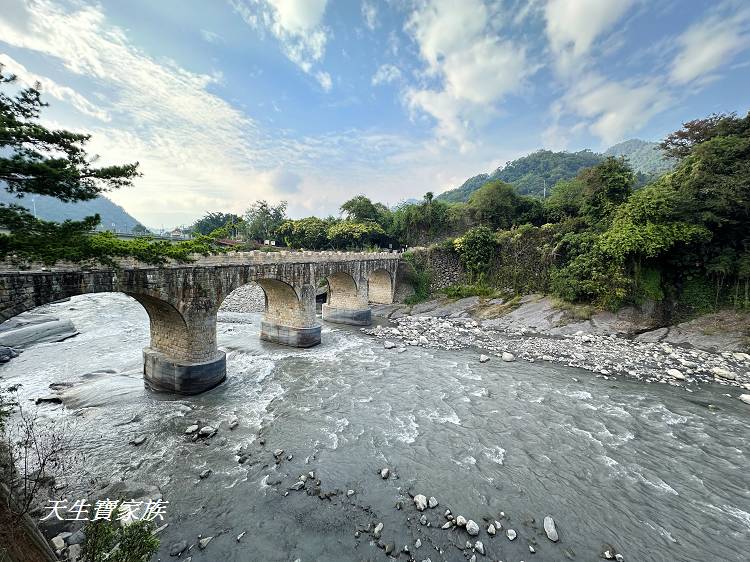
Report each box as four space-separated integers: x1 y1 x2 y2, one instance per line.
260 321 321 347
322 304 372 326
143 347 226 395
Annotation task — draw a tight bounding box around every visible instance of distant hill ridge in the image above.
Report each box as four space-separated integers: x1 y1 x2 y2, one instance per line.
436 139 675 203
0 185 144 232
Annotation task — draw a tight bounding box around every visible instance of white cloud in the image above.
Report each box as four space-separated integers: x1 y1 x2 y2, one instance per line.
404 0 533 148
315 70 332 91
544 0 636 74
200 29 224 44
371 64 401 86
361 1 378 30
0 53 110 121
231 0 331 88
547 74 671 147
670 3 750 85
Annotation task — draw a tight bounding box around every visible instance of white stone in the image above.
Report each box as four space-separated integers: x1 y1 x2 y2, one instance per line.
414 494 428 511
487 524 496 535
711 366 736 380
384 340 397 349
442 521 452 529
380 467 390 479
51 535 66 551
739 394 750 405
474 540 485 555
199 426 215 436
466 520 479 536
373 522 383 539
502 352 515 362
479 354 490 363
666 368 685 380
415 538 422 549
456 515 467 527
506 529 517 540
185 424 199 434
428 496 438 508
198 536 213 550
543 516 559 542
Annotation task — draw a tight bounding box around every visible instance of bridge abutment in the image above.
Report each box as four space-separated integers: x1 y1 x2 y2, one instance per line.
143 348 226 394
321 303 372 326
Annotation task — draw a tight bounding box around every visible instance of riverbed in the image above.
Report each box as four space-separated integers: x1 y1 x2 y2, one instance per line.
1 293 749 561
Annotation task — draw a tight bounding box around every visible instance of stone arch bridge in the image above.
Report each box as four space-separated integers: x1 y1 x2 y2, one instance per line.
0 251 400 394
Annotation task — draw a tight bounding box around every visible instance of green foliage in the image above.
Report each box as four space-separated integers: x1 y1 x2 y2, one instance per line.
340 195 380 223
242 200 287 242
679 277 716 316
80 520 159 562
277 216 332 249
604 139 675 178
130 224 149 235
635 267 664 303
442 283 499 299
189 212 242 236
326 220 385 249
390 193 452 246
0 205 224 265
544 178 585 222
453 225 496 281
579 156 635 227
550 231 629 310
0 66 139 201
401 251 432 304
437 149 603 202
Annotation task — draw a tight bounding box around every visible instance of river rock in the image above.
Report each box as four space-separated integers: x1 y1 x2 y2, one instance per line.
169 540 188 556
466 520 479 536
0 318 78 349
380 467 390 479
479 354 490 363
414 538 421 549
68 544 81 560
185 425 199 434
67 529 85 545
384 340 397 349
502 352 515 362
456 515 466 527
198 536 212 549
739 394 750 405
0 346 18 362
199 469 211 479
487 523 496 535
711 367 736 380
130 435 147 446
543 516 559 542
199 426 215 437
428 496 438 508
420 514 427 525
474 540 485 555
666 369 685 380
441 521 452 529
506 529 516 540
228 418 239 430
414 494 428 511
373 522 383 539
51 534 66 551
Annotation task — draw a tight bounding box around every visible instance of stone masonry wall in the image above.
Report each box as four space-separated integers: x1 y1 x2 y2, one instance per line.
410 247 467 292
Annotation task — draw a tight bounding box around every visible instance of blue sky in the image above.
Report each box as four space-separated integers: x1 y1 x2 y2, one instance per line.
1 0 749 228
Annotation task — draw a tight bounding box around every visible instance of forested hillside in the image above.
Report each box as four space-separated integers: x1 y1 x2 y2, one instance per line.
0 187 144 232
437 140 676 203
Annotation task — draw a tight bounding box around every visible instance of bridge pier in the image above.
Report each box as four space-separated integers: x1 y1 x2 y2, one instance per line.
257 280 321 348
143 348 226 394
321 272 372 327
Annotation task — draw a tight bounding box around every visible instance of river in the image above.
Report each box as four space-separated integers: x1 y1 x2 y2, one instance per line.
1 293 748 561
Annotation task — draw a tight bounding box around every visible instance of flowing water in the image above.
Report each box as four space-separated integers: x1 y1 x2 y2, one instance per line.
2 293 749 562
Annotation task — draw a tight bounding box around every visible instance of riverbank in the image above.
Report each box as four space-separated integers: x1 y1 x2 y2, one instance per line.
369 295 750 397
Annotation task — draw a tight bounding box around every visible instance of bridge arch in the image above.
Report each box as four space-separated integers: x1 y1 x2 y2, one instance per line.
321 270 371 326
255 278 320 347
367 268 394 304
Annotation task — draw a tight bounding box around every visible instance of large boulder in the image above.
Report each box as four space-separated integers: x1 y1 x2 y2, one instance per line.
0 319 78 349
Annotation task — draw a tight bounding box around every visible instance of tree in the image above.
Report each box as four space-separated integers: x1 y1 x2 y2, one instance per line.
242 200 287 242
131 223 149 235
578 157 635 227
660 112 750 159
453 225 496 281
544 178 586 222
340 195 380 223
189 212 241 236
277 217 331 249
467 180 522 230
326 221 385 249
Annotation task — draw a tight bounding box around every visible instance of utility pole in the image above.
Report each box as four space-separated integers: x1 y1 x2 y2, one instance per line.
543 178 547 198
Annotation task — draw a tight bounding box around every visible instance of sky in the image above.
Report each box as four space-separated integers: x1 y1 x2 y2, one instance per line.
1 0 749 228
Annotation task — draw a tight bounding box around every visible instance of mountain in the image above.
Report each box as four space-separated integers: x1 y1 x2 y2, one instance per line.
435 140 676 204
436 149 603 202
604 139 676 178
0 187 145 232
